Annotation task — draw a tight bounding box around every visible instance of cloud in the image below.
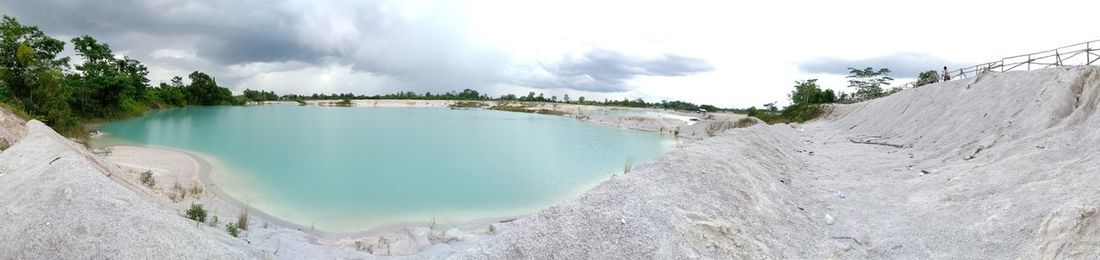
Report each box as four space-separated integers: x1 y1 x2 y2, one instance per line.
526 48 714 92
798 53 967 78
0 0 714 95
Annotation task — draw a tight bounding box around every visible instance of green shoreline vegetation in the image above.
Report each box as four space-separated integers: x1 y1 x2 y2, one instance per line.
1 14 901 139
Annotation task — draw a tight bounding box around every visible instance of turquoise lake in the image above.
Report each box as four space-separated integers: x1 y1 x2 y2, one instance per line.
95 105 676 232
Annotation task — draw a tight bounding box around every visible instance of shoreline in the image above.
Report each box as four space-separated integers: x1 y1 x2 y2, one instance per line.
107 144 528 240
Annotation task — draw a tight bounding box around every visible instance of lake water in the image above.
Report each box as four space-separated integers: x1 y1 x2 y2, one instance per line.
94 105 676 232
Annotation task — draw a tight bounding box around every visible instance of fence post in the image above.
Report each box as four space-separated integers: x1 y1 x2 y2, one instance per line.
1028 55 1031 71
1089 42 1093 65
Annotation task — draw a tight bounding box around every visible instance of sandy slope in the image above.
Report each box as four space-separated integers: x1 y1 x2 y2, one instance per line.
4 66 1100 258
427 66 1100 258
0 121 260 258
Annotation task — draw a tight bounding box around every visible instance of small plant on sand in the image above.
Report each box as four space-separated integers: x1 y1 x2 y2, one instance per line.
427 216 444 242
189 181 204 197
185 203 207 223
225 222 240 237
623 156 634 175
172 181 187 201
209 215 219 227
139 171 155 188
237 208 250 230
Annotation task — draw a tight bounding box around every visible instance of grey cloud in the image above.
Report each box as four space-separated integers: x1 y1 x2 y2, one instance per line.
0 0 708 94
536 48 714 92
799 53 967 78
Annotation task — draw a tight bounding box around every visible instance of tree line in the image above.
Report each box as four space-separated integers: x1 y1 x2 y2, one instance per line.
0 16 237 136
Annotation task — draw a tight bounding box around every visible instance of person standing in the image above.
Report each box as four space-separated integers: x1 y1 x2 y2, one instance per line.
943 66 951 81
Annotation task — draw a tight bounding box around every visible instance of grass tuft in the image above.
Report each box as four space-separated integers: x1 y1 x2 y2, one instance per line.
139 171 155 188
237 207 250 230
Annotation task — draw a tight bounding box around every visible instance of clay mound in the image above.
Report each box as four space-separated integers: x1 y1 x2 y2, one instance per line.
0 121 260 258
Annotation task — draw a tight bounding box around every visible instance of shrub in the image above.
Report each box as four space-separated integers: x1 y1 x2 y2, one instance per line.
185 203 207 223
915 70 940 87
335 98 353 107
139 171 155 188
208 215 219 227
735 117 756 128
448 101 487 108
225 223 240 237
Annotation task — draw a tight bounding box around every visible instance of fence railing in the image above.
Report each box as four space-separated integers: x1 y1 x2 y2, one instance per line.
948 39 1100 80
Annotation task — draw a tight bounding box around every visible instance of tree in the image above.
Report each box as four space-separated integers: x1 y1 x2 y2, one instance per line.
185 71 233 105
915 70 940 87
563 94 570 103
846 67 893 100
0 16 68 108
68 35 150 117
789 79 836 106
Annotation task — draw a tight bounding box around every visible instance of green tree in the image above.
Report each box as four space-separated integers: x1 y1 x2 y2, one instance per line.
789 79 836 106
185 71 233 105
67 35 150 118
846 67 893 100
0 16 69 108
915 70 940 87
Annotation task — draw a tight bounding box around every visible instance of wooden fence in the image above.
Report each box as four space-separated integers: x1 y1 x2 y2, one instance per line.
948 39 1100 79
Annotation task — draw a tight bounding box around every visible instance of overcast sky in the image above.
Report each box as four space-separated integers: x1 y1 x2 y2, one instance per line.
3 0 1098 107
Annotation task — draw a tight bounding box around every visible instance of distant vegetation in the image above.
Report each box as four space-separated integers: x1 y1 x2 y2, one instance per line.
488 105 567 115
255 89 728 113
748 67 895 124
0 16 239 136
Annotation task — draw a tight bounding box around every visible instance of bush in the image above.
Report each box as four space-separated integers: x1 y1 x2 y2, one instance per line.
139 171 155 188
915 70 940 87
335 98 353 107
225 223 240 237
449 101 487 108
735 117 757 128
185 203 207 223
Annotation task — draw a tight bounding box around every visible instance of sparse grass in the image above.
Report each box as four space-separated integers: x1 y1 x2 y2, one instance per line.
0 102 31 120
225 222 240 237
189 181 204 197
169 181 186 202
237 208 250 230
488 106 567 116
139 171 155 188
427 216 444 242
335 98 353 107
448 101 487 108
735 117 757 128
623 156 634 175
185 203 207 223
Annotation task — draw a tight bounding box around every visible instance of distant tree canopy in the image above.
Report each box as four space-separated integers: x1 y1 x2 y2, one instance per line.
0 16 239 136
846 67 893 101
788 79 836 106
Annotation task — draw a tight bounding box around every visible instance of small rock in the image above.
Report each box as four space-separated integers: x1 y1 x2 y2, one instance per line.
619 217 626 225
920 170 932 175
835 191 846 199
824 214 835 225
808 151 815 156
